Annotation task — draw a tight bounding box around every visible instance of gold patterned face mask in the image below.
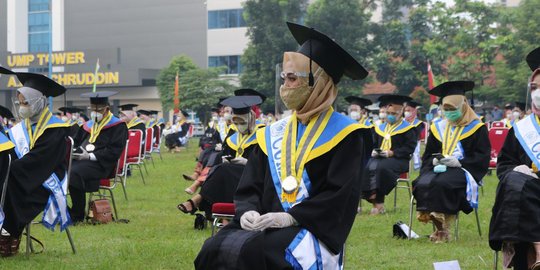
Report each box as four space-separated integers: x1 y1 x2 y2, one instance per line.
279 83 313 111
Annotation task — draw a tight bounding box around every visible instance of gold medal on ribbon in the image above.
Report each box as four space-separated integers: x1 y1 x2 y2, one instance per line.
282 175 299 194
85 143 95 152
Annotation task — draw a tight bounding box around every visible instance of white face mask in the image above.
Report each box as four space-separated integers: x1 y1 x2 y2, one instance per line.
506 112 512 119
223 112 232 121
349 111 360 120
72 114 79 120
404 111 412 118
61 116 69 122
533 90 540 108
236 123 248 134
91 111 104 122
379 112 387 119
212 115 218 121
512 111 521 120
18 106 33 119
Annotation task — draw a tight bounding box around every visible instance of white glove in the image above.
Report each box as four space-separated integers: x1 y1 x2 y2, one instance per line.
230 157 248 165
240 210 260 231
253 212 297 231
215 143 223 151
439 156 461 168
371 150 379 158
432 158 440 166
74 148 90 160
221 156 231 164
379 150 393 158
513 165 538 179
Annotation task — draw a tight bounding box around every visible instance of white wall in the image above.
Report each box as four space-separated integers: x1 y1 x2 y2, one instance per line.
207 27 248 56
7 0 28 53
51 0 65 52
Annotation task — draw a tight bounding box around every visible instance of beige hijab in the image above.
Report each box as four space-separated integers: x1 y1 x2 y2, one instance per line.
442 94 478 126
282 52 337 123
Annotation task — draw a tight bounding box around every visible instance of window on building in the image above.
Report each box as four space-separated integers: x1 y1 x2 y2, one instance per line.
28 0 51 53
208 55 243 75
208 9 246 29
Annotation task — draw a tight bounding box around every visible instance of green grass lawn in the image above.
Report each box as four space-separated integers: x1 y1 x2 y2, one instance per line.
1 140 501 269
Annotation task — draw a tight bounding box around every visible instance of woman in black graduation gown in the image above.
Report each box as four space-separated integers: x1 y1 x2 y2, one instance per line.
0 67 70 257
413 81 489 243
361 94 417 215
489 47 540 270
195 22 369 269
178 96 262 218
68 92 128 223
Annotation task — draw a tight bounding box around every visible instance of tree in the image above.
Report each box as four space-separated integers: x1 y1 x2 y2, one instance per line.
305 0 373 109
240 0 308 112
156 55 234 121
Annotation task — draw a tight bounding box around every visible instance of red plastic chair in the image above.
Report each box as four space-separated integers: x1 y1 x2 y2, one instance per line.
152 125 163 160
126 130 146 184
394 160 413 211
419 122 428 143
211 203 236 236
490 121 506 129
144 127 155 168
488 128 509 169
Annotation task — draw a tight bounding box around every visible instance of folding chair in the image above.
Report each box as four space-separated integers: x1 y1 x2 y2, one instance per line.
490 121 506 129
393 159 414 211
488 128 509 172
408 195 481 241
211 203 235 236
125 130 146 184
152 125 163 161
144 127 155 169
26 136 76 255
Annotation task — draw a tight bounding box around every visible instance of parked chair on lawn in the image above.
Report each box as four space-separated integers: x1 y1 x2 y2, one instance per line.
210 203 235 236
144 127 155 169
393 159 414 212
125 130 146 184
152 125 163 161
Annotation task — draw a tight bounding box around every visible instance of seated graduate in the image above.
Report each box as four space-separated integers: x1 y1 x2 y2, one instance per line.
178 95 262 210
149 110 162 143
404 100 425 169
361 94 417 215
508 101 526 127
413 81 490 243
195 22 369 269
68 91 128 223
164 110 190 153
58 106 84 138
234 88 267 128
119 103 146 141
345 96 375 167
501 103 514 128
0 67 70 257
182 107 222 182
217 101 236 142
489 47 540 270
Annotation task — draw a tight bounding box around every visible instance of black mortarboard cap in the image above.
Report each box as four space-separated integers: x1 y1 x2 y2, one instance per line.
0 66 66 97
0 106 14 119
220 96 263 115
234 89 267 104
514 102 526 111
526 47 540 71
345 96 372 108
181 110 189 117
81 91 117 105
149 110 159 115
378 94 412 107
58 107 83 114
119 104 138 111
504 103 513 110
429 81 475 98
405 100 421 108
287 22 368 84
137 110 151 116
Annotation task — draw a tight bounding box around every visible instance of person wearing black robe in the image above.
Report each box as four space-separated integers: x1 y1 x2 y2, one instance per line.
489 47 540 269
361 94 417 215
68 91 128 223
164 110 191 152
345 96 374 166
0 67 70 257
119 104 146 141
59 106 83 139
413 81 490 243
178 96 263 214
195 22 369 269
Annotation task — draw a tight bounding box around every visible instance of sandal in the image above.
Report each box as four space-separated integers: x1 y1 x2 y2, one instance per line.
0 234 21 257
185 187 195 195
182 174 195 181
177 199 197 214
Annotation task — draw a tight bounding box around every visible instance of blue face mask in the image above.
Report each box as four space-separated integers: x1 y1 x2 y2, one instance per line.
387 114 397 124
443 110 462 122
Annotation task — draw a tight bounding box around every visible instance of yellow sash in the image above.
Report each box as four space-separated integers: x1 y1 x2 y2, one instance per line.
25 108 53 149
442 125 464 157
89 112 113 143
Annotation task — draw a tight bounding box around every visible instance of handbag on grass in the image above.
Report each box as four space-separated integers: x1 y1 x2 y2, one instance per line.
89 199 113 224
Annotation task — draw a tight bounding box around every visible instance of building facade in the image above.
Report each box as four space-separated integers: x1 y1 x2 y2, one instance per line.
0 0 207 120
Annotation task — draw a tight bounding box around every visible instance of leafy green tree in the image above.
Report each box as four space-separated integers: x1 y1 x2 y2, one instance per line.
156 55 233 120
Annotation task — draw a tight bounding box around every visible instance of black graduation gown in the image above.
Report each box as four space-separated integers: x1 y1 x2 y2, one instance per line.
165 123 191 148
195 129 365 269
489 127 540 251
130 122 147 145
361 127 417 200
199 124 221 150
68 123 80 139
3 127 68 237
70 122 128 192
198 131 257 217
412 125 490 215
